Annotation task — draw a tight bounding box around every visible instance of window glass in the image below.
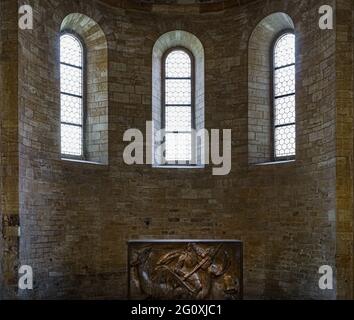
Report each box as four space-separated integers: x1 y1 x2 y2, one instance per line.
60 34 84 157
273 33 296 159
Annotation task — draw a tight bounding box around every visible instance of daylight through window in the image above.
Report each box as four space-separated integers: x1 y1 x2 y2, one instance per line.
163 49 194 163
60 33 84 158
273 32 296 159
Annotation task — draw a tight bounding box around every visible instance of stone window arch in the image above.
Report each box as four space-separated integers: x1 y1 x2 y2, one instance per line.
248 12 296 164
60 13 109 164
152 31 205 167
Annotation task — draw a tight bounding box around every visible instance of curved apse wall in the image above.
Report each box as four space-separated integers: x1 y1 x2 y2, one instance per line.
14 0 338 300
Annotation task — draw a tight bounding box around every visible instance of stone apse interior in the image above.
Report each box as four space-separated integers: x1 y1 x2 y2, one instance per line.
0 0 354 300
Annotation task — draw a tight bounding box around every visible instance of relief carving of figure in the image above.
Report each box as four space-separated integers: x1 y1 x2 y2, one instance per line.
130 242 241 300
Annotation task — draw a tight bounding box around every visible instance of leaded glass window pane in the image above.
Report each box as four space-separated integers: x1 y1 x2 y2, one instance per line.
61 124 83 157
274 33 295 68
274 95 295 126
166 50 191 78
60 64 82 96
166 79 192 105
165 133 192 162
60 33 84 157
163 49 193 163
61 94 83 125
273 33 296 159
60 34 83 67
165 106 191 132
274 65 295 97
274 125 296 158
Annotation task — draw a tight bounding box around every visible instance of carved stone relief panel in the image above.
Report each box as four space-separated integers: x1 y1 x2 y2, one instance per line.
128 240 243 300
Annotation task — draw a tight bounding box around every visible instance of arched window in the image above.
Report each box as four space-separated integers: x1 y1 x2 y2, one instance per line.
162 48 195 164
248 13 295 165
272 32 296 160
60 33 84 158
60 13 109 164
152 31 205 167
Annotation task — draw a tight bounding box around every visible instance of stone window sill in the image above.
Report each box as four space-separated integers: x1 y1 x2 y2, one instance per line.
61 158 108 167
153 165 205 169
253 159 296 167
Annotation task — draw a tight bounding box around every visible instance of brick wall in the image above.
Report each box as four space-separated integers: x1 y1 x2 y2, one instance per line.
3 0 343 300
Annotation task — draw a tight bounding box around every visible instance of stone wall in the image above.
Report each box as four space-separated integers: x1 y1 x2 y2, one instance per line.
6 0 342 300
0 0 19 299
336 0 354 299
